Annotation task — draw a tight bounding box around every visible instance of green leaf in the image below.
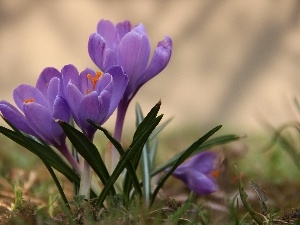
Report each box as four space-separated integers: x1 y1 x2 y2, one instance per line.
122 101 162 200
149 137 158 168
151 134 240 176
87 119 143 200
135 103 151 206
150 125 222 205
96 102 163 208
57 120 115 195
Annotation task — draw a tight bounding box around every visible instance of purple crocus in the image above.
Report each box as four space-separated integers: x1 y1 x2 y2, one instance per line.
61 64 128 140
172 151 219 195
88 19 172 141
60 64 128 197
0 67 80 172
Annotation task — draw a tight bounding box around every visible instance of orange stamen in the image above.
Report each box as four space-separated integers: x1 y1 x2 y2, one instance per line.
211 169 220 178
87 71 102 91
24 98 34 103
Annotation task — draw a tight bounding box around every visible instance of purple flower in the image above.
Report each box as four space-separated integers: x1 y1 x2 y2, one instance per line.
0 67 70 148
61 64 128 140
88 19 172 145
172 151 219 195
88 19 172 104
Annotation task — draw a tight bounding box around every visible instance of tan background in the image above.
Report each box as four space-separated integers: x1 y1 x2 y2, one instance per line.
1 0 300 136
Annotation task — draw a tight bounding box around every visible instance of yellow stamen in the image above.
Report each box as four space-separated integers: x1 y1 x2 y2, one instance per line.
24 98 34 103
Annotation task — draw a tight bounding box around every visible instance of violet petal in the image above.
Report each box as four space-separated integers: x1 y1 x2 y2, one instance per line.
13 85 48 111
53 96 70 123
184 151 218 174
23 102 56 144
186 172 218 195
66 82 84 123
0 100 35 135
116 20 132 39
61 64 80 97
77 91 101 135
97 90 111 124
105 66 128 115
96 19 117 47
137 36 172 88
117 31 150 85
47 77 60 113
36 67 61 97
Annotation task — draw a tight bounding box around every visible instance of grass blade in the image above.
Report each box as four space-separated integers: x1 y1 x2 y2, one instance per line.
235 166 264 225
135 103 151 206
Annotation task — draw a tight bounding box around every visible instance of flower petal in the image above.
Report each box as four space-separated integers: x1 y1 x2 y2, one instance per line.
53 96 70 123
116 20 132 39
0 100 35 135
36 67 61 97
117 30 150 86
137 36 172 89
186 172 218 195
105 66 128 115
23 102 57 145
13 85 48 111
77 91 101 136
97 90 111 124
92 74 113 100
131 23 147 35
47 77 60 112
61 64 80 97
185 151 218 174
96 19 117 47
66 82 84 123
52 97 70 146
88 33 118 71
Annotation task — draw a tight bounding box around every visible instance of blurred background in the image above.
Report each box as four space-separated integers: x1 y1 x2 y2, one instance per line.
1 0 300 136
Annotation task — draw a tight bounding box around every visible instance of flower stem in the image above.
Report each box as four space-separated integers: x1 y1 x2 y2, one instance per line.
112 100 129 170
79 159 92 198
78 133 94 198
59 143 81 175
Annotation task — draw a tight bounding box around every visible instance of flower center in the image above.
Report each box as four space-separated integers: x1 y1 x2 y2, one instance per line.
24 98 34 103
86 71 102 94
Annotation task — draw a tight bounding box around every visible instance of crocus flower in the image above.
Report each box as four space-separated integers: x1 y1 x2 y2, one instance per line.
0 68 80 172
172 151 219 195
89 19 172 104
88 19 172 141
60 64 128 197
0 67 70 148
61 64 128 140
